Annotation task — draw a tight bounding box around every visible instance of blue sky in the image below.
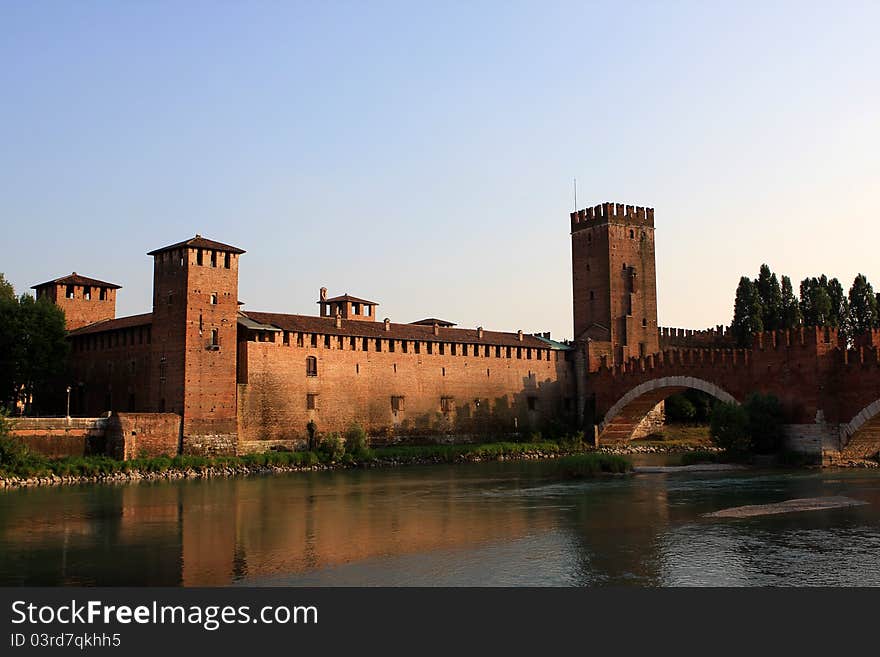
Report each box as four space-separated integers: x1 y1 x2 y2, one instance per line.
2 1 878 340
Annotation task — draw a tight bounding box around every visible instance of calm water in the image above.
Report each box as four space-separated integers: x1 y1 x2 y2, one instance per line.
2 457 880 586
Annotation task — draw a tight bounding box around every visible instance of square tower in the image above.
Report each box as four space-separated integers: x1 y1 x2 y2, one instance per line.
571 202 659 369
32 273 120 331
147 235 244 454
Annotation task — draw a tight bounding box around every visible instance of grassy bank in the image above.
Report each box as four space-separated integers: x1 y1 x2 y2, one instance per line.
556 453 632 478
0 440 600 485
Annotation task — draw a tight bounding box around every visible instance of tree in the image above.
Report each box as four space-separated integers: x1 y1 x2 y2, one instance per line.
755 265 783 331
847 274 879 336
0 274 14 302
731 277 763 347
744 394 784 454
780 275 802 329
0 294 69 414
827 278 846 328
709 403 750 455
799 277 832 326
664 394 696 423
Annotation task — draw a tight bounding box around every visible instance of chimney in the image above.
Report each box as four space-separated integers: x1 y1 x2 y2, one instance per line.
319 287 327 301
433 322 439 336
335 312 342 329
517 330 523 341
384 318 391 331
477 326 484 339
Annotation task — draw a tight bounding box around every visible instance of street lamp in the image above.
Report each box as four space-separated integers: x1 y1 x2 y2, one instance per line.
66 385 71 420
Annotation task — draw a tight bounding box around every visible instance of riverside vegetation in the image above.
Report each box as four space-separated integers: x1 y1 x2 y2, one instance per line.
0 418 633 487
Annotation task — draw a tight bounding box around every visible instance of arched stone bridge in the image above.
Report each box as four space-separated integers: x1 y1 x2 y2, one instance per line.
585 327 880 462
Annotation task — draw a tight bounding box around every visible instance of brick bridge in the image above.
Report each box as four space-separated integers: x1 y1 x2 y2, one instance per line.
587 327 880 462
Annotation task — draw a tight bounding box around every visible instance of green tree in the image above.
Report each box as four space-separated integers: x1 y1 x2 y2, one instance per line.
664 394 696 423
731 277 763 347
0 294 69 414
847 274 879 335
709 402 750 455
755 265 783 331
0 274 14 302
799 277 832 326
780 275 802 329
827 278 846 327
744 393 784 454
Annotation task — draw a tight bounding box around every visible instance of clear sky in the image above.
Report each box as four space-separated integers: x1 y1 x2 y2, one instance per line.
2 1 877 341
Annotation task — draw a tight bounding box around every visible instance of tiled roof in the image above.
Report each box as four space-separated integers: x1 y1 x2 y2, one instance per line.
319 294 378 306
32 273 121 290
68 313 152 336
147 235 245 256
243 311 550 349
411 318 457 327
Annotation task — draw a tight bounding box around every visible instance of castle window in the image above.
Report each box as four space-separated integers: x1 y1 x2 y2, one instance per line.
210 251 217 267
310 334 318 348
83 286 91 300
642 318 648 328
439 343 445 355
307 393 318 410
414 341 421 354
324 334 331 348
365 305 371 317
362 337 369 351
350 336 356 350
589 291 595 300
391 396 405 413
197 249 204 266
402 341 408 353
224 253 231 269
526 348 532 360
623 263 627 271
283 331 290 345
389 340 395 353
375 338 382 352
427 342 433 355
527 396 537 411
451 343 457 356
440 396 454 412
516 347 522 359
168 292 174 306
306 356 318 377
211 328 219 346
100 287 107 301
487 368 490 377
352 303 360 316
66 285 75 299
338 336 343 349
210 293 218 305
356 363 360 374
630 229 635 239
506 346 512 358
441 367 446 376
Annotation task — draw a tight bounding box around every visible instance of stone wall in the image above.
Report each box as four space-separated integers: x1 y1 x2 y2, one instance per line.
7 417 108 458
105 413 181 460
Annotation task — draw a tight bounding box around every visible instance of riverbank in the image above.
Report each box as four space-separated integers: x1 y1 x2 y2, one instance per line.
0 441 631 489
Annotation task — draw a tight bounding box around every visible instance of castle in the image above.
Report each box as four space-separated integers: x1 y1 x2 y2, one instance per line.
31 203 708 456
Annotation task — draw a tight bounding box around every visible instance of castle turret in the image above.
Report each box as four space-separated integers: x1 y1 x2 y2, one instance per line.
146 235 244 454
32 273 120 331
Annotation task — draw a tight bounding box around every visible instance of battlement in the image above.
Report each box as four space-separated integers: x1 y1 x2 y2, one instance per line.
659 325 734 349
570 202 655 232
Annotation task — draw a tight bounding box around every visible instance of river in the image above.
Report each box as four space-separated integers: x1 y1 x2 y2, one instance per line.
2 456 879 586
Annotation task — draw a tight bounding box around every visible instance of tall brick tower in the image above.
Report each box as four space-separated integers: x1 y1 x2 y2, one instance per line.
32 273 120 331
147 235 244 455
571 202 659 371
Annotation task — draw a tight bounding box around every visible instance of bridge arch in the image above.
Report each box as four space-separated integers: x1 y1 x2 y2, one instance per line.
840 399 880 459
599 376 738 442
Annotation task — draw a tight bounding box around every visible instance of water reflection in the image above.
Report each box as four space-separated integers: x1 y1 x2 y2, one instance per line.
1 461 880 586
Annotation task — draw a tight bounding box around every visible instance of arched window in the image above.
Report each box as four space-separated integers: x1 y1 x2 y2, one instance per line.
306 356 318 377
629 229 635 239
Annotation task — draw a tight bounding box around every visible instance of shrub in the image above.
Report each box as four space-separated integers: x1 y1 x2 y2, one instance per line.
0 415 30 469
664 394 697 423
679 450 720 466
320 432 345 461
709 402 750 455
744 393 785 454
556 453 631 478
344 423 370 458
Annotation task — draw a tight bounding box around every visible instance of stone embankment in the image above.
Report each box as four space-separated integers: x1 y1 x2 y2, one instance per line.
598 443 720 456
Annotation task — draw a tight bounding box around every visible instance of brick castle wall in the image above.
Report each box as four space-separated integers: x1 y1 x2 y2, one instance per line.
106 413 181 460
238 337 574 445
